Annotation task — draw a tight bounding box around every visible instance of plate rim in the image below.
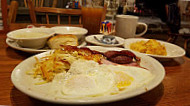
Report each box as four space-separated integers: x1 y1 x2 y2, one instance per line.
6 27 55 40
11 46 165 104
124 38 186 58
51 26 88 35
6 38 87 53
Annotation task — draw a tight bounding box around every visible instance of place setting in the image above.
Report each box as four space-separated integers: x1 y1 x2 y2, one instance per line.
1 0 190 105
8 15 166 105
7 14 187 105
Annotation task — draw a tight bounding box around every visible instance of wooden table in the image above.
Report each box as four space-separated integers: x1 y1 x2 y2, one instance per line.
1 34 190 106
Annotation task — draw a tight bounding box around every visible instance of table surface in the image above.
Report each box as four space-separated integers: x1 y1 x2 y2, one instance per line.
1 34 190 106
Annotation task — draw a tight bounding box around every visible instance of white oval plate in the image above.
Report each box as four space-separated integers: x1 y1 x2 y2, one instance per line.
85 34 125 47
11 46 165 104
6 38 87 53
124 38 186 59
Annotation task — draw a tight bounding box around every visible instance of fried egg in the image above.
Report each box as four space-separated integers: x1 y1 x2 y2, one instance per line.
108 65 154 94
61 60 115 97
50 59 154 98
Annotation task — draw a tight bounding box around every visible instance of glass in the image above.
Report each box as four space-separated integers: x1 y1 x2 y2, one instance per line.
82 0 104 35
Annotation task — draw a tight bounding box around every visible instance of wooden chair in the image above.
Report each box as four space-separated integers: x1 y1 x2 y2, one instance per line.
101 4 107 22
7 1 19 24
27 0 82 27
24 0 58 7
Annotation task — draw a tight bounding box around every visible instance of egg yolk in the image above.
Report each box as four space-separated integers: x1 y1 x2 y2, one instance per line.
115 71 134 91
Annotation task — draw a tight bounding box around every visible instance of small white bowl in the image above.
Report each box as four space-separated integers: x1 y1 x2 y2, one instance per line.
51 26 88 40
7 28 55 49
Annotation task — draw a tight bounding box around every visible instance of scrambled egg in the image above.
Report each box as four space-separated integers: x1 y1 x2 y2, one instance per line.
130 39 167 56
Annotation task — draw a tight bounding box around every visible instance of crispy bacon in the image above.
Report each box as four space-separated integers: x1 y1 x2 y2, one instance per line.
60 45 104 63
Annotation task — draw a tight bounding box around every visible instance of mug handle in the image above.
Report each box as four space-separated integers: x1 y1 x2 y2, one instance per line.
135 22 148 37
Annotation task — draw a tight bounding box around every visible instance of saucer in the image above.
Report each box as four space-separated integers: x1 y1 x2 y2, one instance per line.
85 34 125 47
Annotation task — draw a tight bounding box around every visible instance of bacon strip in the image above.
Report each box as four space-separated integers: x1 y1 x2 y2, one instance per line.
100 58 147 69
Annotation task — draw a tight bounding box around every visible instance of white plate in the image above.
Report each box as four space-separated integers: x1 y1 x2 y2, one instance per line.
11 46 165 104
6 38 87 53
124 38 186 59
85 34 125 47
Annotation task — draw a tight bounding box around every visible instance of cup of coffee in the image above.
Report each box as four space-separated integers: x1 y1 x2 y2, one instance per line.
115 15 147 39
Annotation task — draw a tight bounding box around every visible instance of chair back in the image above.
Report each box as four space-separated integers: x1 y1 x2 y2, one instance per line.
8 1 19 24
27 0 82 27
24 0 57 7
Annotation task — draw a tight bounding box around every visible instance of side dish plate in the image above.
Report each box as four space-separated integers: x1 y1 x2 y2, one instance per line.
124 38 186 59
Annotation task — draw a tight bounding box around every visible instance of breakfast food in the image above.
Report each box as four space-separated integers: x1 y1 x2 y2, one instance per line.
26 46 154 98
14 32 48 38
130 39 167 56
51 60 153 98
27 46 103 83
103 50 140 64
47 34 78 49
28 46 103 84
27 46 143 83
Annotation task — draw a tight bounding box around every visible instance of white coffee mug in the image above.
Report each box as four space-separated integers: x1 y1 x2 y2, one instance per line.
115 15 147 39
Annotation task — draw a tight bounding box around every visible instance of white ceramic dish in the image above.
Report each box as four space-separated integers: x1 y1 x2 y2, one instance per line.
51 26 88 40
85 34 125 47
11 46 165 104
6 38 87 53
124 38 186 59
7 28 55 49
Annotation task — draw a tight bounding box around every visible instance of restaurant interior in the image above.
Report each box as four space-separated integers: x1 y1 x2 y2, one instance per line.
1 0 190 56
0 0 190 105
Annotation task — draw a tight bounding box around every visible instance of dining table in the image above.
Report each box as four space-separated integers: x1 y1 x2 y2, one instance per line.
0 33 190 106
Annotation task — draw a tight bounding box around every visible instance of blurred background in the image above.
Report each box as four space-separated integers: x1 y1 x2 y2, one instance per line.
1 0 190 57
